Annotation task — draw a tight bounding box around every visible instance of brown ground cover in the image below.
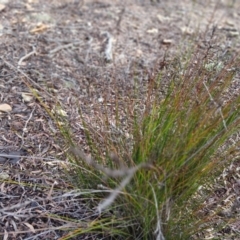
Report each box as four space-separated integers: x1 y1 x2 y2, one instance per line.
0 0 240 239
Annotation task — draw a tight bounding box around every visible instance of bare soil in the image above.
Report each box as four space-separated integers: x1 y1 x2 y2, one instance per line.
0 0 240 239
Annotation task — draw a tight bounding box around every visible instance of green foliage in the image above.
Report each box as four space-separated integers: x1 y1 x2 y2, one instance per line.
57 42 240 239
129 53 240 238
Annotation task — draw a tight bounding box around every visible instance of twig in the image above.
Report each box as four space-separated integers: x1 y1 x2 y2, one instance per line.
0 223 83 236
24 230 53 240
101 32 113 62
47 181 58 200
18 47 36 68
0 200 33 212
0 154 63 162
20 106 36 148
49 41 82 56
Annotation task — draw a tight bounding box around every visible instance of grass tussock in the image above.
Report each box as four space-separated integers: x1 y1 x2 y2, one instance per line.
54 35 240 239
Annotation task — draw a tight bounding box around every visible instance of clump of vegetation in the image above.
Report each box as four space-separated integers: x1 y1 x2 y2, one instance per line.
58 33 240 240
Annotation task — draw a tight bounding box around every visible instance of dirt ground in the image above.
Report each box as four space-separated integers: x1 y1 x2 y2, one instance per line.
0 0 240 239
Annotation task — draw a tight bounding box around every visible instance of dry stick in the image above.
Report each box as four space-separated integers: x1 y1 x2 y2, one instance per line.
102 32 113 62
2 59 53 98
0 154 63 162
46 181 58 200
203 81 227 130
20 106 36 149
18 47 36 67
60 189 118 198
24 230 54 240
49 41 82 56
1 212 32 218
0 223 85 236
0 200 33 212
0 190 112 214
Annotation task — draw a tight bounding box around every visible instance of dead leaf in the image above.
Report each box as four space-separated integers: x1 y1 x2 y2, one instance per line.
162 39 173 45
147 28 158 34
31 170 42 174
57 121 64 126
225 20 235 26
23 222 36 233
21 92 33 102
180 26 194 35
157 14 171 22
25 3 34 11
30 23 49 34
55 109 67 117
136 49 143 57
228 31 239 37
0 103 12 112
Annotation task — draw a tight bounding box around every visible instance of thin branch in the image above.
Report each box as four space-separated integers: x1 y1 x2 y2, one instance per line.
101 32 113 62
0 200 33 212
48 41 82 56
18 47 36 67
0 154 63 162
20 106 36 148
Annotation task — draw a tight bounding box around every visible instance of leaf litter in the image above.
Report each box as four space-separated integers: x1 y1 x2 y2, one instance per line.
0 0 239 239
